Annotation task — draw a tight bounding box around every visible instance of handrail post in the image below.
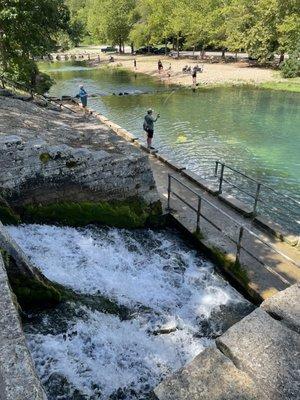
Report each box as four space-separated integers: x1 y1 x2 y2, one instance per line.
167 174 171 211
236 226 244 264
214 161 219 177
253 182 261 216
218 163 225 194
196 196 202 233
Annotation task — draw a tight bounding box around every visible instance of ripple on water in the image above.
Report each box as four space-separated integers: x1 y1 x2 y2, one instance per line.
8 224 253 399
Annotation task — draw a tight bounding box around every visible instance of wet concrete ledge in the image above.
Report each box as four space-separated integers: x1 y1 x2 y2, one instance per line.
0 253 46 400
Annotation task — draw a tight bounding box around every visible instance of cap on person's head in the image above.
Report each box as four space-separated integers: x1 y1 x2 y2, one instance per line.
147 108 153 114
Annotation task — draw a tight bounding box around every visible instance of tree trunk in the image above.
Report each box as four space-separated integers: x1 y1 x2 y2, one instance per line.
279 52 284 63
165 39 167 55
119 40 122 53
176 37 179 58
222 48 226 59
122 42 125 54
193 45 195 56
131 42 134 54
201 45 205 60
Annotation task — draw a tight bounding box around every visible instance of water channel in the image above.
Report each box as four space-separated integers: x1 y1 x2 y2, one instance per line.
9 61 298 399
41 61 300 233
9 224 253 399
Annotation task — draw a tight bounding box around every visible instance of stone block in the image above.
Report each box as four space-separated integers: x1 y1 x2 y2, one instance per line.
216 308 300 399
261 284 300 333
154 347 266 400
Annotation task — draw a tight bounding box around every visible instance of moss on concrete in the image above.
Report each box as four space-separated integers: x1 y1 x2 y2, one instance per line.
211 246 250 287
1 249 61 309
0 196 20 225
39 152 52 163
21 198 162 228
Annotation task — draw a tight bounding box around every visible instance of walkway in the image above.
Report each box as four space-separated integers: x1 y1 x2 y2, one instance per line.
70 101 300 301
149 154 300 300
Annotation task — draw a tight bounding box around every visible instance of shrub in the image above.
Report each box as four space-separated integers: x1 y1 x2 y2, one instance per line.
281 49 300 78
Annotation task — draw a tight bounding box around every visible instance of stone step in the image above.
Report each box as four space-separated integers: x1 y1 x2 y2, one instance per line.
216 308 300 400
261 283 300 334
154 347 266 400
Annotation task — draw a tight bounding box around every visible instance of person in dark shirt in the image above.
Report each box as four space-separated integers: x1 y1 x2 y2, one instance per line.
158 60 163 73
192 67 197 85
133 58 137 70
143 109 160 149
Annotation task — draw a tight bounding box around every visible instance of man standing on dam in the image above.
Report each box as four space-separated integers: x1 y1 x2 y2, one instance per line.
143 108 160 149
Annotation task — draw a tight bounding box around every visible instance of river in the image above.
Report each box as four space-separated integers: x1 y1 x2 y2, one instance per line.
41 61 300 233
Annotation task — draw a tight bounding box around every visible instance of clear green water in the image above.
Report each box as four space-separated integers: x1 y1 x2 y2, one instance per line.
42 62 300 231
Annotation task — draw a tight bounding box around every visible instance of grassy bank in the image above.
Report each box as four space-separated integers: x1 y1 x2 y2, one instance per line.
259 78 300 93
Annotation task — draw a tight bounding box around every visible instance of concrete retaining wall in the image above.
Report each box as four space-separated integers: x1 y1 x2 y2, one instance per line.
0 135 158 208
0 253 46 400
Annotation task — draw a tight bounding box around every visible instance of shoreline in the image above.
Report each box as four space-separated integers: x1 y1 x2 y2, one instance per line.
53 47 300 93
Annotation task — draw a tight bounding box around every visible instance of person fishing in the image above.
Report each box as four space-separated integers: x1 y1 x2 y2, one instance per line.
143 109 160 149
76 85 88 116
158 59 163 74
192 66 197 85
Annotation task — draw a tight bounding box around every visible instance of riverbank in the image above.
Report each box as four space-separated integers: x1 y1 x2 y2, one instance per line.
53 46 300 92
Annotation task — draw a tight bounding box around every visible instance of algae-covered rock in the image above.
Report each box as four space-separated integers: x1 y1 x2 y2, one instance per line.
21 198 162 229
0 195 20 225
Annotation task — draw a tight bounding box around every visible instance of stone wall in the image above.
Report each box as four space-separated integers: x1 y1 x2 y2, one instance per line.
0 97 160 226
0 253 47 400
0 135 157 207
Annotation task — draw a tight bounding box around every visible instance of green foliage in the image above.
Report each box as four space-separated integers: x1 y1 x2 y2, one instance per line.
0 0 70 91
21 199 162 228
86 0 136 51
280 46 300 78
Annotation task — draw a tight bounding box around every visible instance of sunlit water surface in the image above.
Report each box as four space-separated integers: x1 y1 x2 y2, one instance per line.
41 62 300 232
9 224 252 399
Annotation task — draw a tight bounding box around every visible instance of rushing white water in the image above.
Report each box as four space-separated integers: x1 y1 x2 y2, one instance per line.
8 224 251 399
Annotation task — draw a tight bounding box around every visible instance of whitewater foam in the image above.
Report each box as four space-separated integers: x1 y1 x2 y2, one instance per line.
8 224 250 399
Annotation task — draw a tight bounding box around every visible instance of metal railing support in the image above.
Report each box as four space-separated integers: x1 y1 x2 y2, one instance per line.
218 163 225 194
214 161 219 177
253 182 261 215
196 196 202 233
235 226 244 264
167 174 171 211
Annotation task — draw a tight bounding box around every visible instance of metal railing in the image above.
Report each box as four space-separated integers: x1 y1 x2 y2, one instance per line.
0 75 76 113
167 174 298 285
214 161 300 227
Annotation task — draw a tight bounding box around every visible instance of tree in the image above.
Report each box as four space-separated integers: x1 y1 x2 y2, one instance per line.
86 0 136 52
0 0 70 91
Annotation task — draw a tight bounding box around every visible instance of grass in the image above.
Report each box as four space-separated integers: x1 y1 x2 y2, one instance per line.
259 78 300 93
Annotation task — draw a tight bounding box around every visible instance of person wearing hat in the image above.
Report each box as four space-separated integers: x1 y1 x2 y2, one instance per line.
143 109 160 149
76 85 88 115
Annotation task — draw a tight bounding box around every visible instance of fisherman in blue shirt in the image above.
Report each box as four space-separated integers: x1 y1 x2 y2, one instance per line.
77 85 88 116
